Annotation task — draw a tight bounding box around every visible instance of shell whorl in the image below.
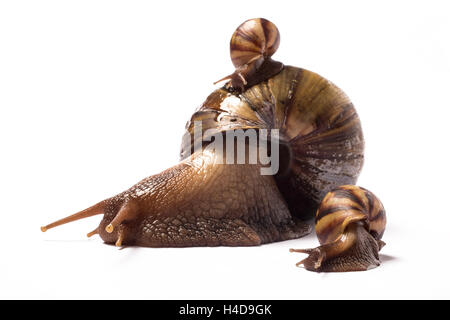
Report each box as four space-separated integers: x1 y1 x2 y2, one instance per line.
315 185 386 245
230 18 280 68
182 66 365 219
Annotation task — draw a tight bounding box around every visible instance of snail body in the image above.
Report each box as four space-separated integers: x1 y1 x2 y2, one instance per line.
291 185 386 272
41 18 386 272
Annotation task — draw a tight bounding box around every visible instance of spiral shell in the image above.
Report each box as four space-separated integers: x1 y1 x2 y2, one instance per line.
230 18 280 68
182 66 365 219
315 185 386 245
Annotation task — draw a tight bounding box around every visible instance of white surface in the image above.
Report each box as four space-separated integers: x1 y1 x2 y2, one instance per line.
1 0 449 299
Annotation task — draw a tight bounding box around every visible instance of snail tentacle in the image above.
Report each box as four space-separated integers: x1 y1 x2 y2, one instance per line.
40 200 105 233
86 227 99 238
115 224 127 247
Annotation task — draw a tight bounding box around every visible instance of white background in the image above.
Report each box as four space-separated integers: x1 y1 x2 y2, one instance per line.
1 0 449 299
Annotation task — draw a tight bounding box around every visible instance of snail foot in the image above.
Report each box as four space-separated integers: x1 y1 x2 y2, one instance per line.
290 223 384 272
278 218 312 241
219 58 283 93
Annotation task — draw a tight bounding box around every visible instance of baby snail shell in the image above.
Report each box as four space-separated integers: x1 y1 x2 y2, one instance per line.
290 185 387 272
41 18 385 273
230 18 280 67
214 18 283 92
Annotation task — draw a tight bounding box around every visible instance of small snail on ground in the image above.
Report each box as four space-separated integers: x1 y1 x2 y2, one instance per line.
290 185 386 272
41 18 386 272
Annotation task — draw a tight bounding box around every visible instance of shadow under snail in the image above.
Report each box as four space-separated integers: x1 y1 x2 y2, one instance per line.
41 18 387 272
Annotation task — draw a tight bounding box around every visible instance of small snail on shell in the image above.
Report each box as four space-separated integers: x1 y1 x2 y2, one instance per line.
214 18 283 92
41 18 386 272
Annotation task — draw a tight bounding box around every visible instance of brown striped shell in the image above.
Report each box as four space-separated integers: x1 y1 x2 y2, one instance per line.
181 66 365 219
315 185 386 245
215 18 284 93
230 18 280 67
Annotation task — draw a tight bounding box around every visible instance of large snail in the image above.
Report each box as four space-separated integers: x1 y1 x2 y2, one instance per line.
41 18 386 272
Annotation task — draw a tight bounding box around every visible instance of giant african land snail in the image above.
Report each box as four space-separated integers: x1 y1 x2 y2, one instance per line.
41 18 386 272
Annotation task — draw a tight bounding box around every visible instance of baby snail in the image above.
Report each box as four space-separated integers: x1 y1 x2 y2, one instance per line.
41 18 387 272
290 185 386 272
214 18 283 92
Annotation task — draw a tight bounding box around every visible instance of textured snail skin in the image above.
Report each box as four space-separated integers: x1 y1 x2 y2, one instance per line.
42 150 311 246
40 18 384 272
290 185 386 272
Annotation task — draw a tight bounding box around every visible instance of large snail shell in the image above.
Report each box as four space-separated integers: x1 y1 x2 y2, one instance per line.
230 18 280 68
181 66 364 219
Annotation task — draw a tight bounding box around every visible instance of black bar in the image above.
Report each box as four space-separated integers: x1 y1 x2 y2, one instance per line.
0 300 445 318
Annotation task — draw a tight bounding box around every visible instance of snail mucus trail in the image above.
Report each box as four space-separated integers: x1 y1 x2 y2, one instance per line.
41 18 386 272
